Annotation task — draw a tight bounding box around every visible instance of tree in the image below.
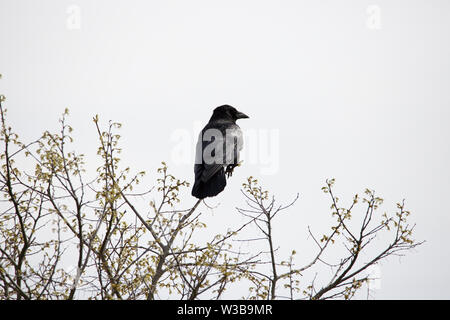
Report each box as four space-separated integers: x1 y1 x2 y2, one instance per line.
0 78 423 300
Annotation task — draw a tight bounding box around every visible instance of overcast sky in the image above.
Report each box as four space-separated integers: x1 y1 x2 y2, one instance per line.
1 0 449 299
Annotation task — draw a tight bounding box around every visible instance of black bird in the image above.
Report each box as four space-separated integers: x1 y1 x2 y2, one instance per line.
192 105 249 199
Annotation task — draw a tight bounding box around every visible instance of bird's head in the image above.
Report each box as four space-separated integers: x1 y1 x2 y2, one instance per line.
211 105 249 122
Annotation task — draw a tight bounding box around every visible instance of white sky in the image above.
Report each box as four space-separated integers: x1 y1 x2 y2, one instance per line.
1 0 449 299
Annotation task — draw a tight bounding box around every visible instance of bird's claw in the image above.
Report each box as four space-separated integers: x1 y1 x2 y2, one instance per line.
225 164 236 178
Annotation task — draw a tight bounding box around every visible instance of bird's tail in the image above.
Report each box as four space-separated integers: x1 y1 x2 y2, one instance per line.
192 169 226 199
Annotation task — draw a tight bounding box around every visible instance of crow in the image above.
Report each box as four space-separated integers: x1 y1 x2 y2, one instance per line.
192 105 249 199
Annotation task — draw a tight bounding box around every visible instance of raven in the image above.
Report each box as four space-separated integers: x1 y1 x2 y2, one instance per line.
192 105 249 199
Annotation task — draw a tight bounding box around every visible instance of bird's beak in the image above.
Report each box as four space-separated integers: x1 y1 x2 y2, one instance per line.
236 111 249 119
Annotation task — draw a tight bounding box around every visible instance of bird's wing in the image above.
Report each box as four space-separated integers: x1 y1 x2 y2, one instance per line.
200 164 224 183
197 124 243 182
199 130 225 183
196 124 243 183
